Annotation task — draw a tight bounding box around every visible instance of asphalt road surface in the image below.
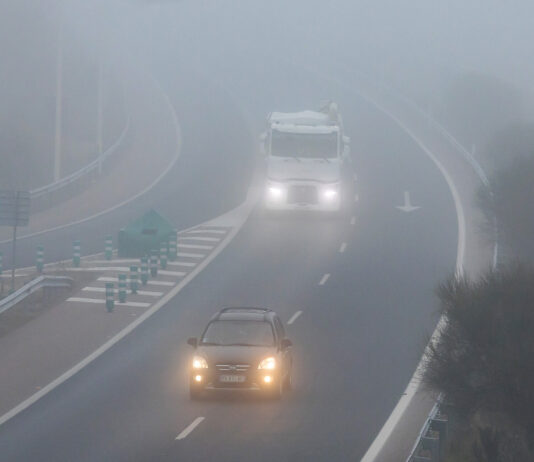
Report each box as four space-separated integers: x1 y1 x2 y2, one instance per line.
0 49 458 460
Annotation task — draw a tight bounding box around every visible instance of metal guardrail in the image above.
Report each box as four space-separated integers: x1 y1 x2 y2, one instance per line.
0 275 73 316
30 115 131 199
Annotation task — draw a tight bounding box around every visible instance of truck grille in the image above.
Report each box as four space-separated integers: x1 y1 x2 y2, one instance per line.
287 185 318 204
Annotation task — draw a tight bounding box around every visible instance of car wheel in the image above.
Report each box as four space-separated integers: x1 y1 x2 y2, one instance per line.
269 378 283 400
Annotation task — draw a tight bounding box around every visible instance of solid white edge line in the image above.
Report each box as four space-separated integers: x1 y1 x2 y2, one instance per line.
318 273 330 286
175 417 205 440
350 87 466 462
0 220 246 428
339 242 347 253
287 310 303 325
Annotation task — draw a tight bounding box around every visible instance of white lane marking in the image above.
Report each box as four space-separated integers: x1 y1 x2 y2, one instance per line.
177 252 204 259
287 311 302 325
82 287 163 297
319 273 330 286
67 297 151 308
350 216 356 225
187 229 226 234
396 191 421 213
339 242 347 253
179 236 220 242
98 277 175 287
175 417 205 441
354 194 359 202
167 261 196 268
0 217 247 428
353 173 358 182
177 244 214 250
158 270 186 277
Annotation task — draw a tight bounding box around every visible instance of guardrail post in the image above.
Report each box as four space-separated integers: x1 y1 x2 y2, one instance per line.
130 266 138 294
118 274 127 303
141 257 149 285
160 242 168 270
105 235 113 261
36 246 44 273
105 282 114 312
168 229 177 261
73 240 81 267
150 250 158 277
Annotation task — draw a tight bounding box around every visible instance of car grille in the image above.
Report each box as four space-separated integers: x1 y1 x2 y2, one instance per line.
287 185 318 204
215 364 251 372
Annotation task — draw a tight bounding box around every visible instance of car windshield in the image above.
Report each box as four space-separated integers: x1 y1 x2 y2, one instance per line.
271 130 338 159
200 320 275 347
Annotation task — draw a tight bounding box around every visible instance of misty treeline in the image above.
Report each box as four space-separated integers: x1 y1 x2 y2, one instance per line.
0 1 125 190
422 73 534 460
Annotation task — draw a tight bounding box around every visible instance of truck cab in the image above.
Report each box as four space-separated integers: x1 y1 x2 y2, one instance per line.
261 102 350 213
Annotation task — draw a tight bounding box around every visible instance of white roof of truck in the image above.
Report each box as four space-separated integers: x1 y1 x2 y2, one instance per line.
269 110 334 126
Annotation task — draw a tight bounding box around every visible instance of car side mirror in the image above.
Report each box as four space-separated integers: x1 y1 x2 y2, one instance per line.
187 337 198 348
281 338 292 350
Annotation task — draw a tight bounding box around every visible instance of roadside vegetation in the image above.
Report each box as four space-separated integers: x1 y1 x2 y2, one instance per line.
424 266 534 461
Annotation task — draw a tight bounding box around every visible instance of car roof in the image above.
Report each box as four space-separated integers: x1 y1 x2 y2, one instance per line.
211 307 276 322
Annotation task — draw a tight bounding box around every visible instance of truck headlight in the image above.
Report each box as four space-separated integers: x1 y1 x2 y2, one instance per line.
258 356 276 370
322 184 340 201
192 356 208 369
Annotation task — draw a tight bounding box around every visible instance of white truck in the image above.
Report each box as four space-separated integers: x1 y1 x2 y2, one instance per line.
261 102 350 213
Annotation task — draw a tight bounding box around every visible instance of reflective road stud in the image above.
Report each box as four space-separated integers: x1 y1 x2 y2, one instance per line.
150 250 158 277
73 240 81 267
105 235 113 261
168 230 177 261
130 266 139 294
160 242 168 269
141 257 149 285
105 282 114 312
118 274 127 303
36 246 44 273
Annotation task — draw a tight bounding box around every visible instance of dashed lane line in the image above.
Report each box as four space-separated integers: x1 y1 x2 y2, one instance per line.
354 194 359 202
350 216 356 225
339 242 347 253
319 274 330 286
175 417 205 440
67 297 151 308
287 311 303 325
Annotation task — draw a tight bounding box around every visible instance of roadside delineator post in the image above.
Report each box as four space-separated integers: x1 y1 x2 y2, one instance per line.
118 274 127 303
160 242 168 270
130 266 139 294
141 257 149 285
150 250 158 277
105 235 113 261
36 245 44 273
168 230 177 261
105 282 114 312
73 240 81 267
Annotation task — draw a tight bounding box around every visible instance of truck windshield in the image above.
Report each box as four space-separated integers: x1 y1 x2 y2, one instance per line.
271 130 338 159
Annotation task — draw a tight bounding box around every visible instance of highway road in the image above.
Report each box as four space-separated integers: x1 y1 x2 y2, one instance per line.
0 57 458 460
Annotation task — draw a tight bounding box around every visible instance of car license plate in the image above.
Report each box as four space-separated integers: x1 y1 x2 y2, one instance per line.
219 375 245 383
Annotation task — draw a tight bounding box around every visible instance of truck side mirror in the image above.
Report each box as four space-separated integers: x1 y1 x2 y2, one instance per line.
187 337 198 348
281 338 292 350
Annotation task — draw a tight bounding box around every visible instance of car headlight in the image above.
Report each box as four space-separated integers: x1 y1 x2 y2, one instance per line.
192 356 208 369
258 356 276 370
268 186 283 198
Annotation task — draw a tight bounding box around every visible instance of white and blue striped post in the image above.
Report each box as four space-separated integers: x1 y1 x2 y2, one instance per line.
118 274 127 303
36 245 44 273
150 250 158 277
73 240 81 267
105 282 114 312
168 230 177 261
160 241 168 270
105 235 113 261
141 257 149 285
130 266 139 294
